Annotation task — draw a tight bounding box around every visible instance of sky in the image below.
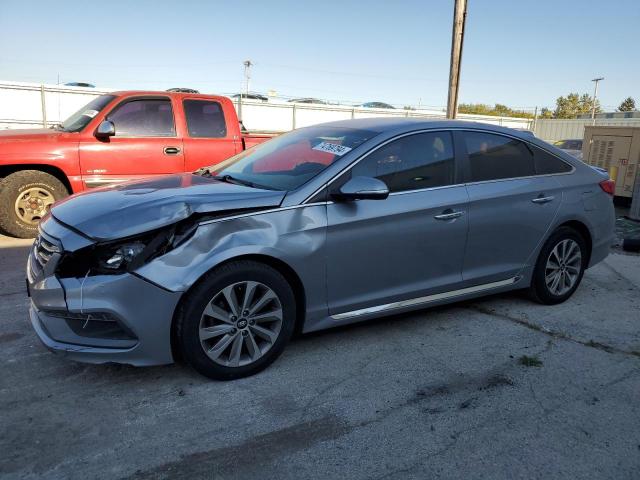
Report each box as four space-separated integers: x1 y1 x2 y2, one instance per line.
1 0 638 111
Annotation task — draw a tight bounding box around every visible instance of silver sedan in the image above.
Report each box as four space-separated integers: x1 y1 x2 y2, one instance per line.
27 119 615 380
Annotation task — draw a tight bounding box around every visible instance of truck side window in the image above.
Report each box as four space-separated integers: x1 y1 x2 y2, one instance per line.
183 100 227 138
108 98 175 137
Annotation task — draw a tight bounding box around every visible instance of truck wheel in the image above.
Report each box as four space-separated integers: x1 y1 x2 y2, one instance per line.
0 170 69 238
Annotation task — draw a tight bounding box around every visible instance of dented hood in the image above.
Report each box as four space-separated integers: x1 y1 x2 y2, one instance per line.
51 174 286 241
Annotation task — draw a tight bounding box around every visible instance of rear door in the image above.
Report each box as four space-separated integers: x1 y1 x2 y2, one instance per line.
457 130 569 284
79 96 184 188
325 131 469 317
181 98 239 172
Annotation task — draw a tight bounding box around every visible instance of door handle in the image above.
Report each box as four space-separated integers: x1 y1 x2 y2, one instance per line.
434 210 464 220
164 146 181 155
531 195 555 204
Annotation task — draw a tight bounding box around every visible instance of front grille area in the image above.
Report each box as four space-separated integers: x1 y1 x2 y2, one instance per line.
34 235 60 268
30 233 63 280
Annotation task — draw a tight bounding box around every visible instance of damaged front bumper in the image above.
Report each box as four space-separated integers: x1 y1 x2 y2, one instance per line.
27 219 182 366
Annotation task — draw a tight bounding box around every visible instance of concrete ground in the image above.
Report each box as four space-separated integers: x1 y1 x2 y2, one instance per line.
0 234 639 480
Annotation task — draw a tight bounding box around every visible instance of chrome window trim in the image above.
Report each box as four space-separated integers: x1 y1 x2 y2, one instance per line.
302 127 575 204
331 276 519 321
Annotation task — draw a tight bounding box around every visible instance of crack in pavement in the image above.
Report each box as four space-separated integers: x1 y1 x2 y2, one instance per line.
465 305 640 359
601 261 640 291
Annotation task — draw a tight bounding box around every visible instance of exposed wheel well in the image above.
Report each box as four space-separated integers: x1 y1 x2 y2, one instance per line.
170 254 307 362
556 220 593 264
0 164 72 194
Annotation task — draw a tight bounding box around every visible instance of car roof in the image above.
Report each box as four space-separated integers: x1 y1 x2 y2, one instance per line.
109 90 229 101
318 117 535 139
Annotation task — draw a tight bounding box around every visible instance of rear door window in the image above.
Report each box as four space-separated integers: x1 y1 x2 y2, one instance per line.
462 131 535 182
183 100 227 138
107 98 175 137
531 145 573 174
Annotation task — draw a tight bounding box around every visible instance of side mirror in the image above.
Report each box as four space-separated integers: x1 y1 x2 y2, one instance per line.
95 120 115 139
332 176 389 201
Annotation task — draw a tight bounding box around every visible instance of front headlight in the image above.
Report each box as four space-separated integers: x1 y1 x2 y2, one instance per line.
56 221 198 277
102 242 147 270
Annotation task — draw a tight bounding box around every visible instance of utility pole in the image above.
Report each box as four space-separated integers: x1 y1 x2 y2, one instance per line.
591 77 604 124
446 0 468 119
243 60 253 97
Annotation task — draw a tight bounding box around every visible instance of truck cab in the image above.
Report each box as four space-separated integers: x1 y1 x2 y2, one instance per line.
0 91 273 237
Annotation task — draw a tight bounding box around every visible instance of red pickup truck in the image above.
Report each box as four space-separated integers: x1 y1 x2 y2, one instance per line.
0 90 274 237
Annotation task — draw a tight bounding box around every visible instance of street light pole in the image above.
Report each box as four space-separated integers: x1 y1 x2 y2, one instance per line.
591 77 604 123
243 60 253 97
446 0 468 119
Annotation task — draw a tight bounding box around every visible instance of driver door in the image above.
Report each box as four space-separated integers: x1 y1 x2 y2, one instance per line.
325 131 469 317
79 96 184 188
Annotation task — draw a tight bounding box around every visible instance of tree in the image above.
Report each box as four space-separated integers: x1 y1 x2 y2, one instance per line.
539 107 554 119
618 97 636 112
457 103 533 119
553 92 601 119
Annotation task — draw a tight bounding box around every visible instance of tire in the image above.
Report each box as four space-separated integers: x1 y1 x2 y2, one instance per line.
176 260 296 380
0 170 69 238
528 226 588 305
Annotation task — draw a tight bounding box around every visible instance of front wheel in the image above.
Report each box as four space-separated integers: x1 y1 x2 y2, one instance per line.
176 260 296 380
528 227 587 305
0 170 69 238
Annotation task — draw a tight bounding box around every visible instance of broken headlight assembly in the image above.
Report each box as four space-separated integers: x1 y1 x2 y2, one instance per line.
56 220 199 277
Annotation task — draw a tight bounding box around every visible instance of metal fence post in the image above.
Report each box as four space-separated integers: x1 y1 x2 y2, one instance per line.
351 108 355 119
40 84 47 127
292 104 297 129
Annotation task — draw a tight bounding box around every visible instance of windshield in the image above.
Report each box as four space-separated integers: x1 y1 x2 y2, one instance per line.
59 95 116 132
210 126 378 191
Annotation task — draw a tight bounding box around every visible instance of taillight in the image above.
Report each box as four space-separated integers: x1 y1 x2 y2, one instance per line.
599 179 615 196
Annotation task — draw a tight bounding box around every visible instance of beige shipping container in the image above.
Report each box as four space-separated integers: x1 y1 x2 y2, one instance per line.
582 126 640 198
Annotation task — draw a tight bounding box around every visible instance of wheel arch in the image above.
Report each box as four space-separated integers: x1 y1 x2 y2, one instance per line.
555 219 593 265
169 253 307 362
0 164 72 194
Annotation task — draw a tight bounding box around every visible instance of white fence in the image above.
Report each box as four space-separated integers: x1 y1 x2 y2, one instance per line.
533 118 640 142
0 80 533 132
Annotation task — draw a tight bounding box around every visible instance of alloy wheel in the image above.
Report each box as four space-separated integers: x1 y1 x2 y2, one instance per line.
545 239 582 296
198 281 283 367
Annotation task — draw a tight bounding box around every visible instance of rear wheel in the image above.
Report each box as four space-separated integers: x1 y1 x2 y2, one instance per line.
176 260 296 380
0 170 69 238
529 227 587 305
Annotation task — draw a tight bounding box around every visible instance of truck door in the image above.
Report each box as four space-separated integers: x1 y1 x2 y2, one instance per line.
79 96 184 188
180 98 239 172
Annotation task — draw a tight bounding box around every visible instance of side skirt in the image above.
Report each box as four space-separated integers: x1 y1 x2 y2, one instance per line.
331 276 520 322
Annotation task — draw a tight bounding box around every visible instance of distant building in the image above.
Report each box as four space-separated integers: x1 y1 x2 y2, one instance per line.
577 111 640 119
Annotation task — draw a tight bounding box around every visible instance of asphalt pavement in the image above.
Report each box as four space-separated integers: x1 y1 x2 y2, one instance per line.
1 234 639 479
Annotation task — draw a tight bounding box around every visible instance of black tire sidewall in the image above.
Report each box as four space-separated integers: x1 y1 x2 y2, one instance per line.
0 171 68 238
177 261 296 380
531 227 587 304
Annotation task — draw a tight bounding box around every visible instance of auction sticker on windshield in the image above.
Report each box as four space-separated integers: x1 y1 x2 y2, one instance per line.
83 109 99 118
312 142 352 156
